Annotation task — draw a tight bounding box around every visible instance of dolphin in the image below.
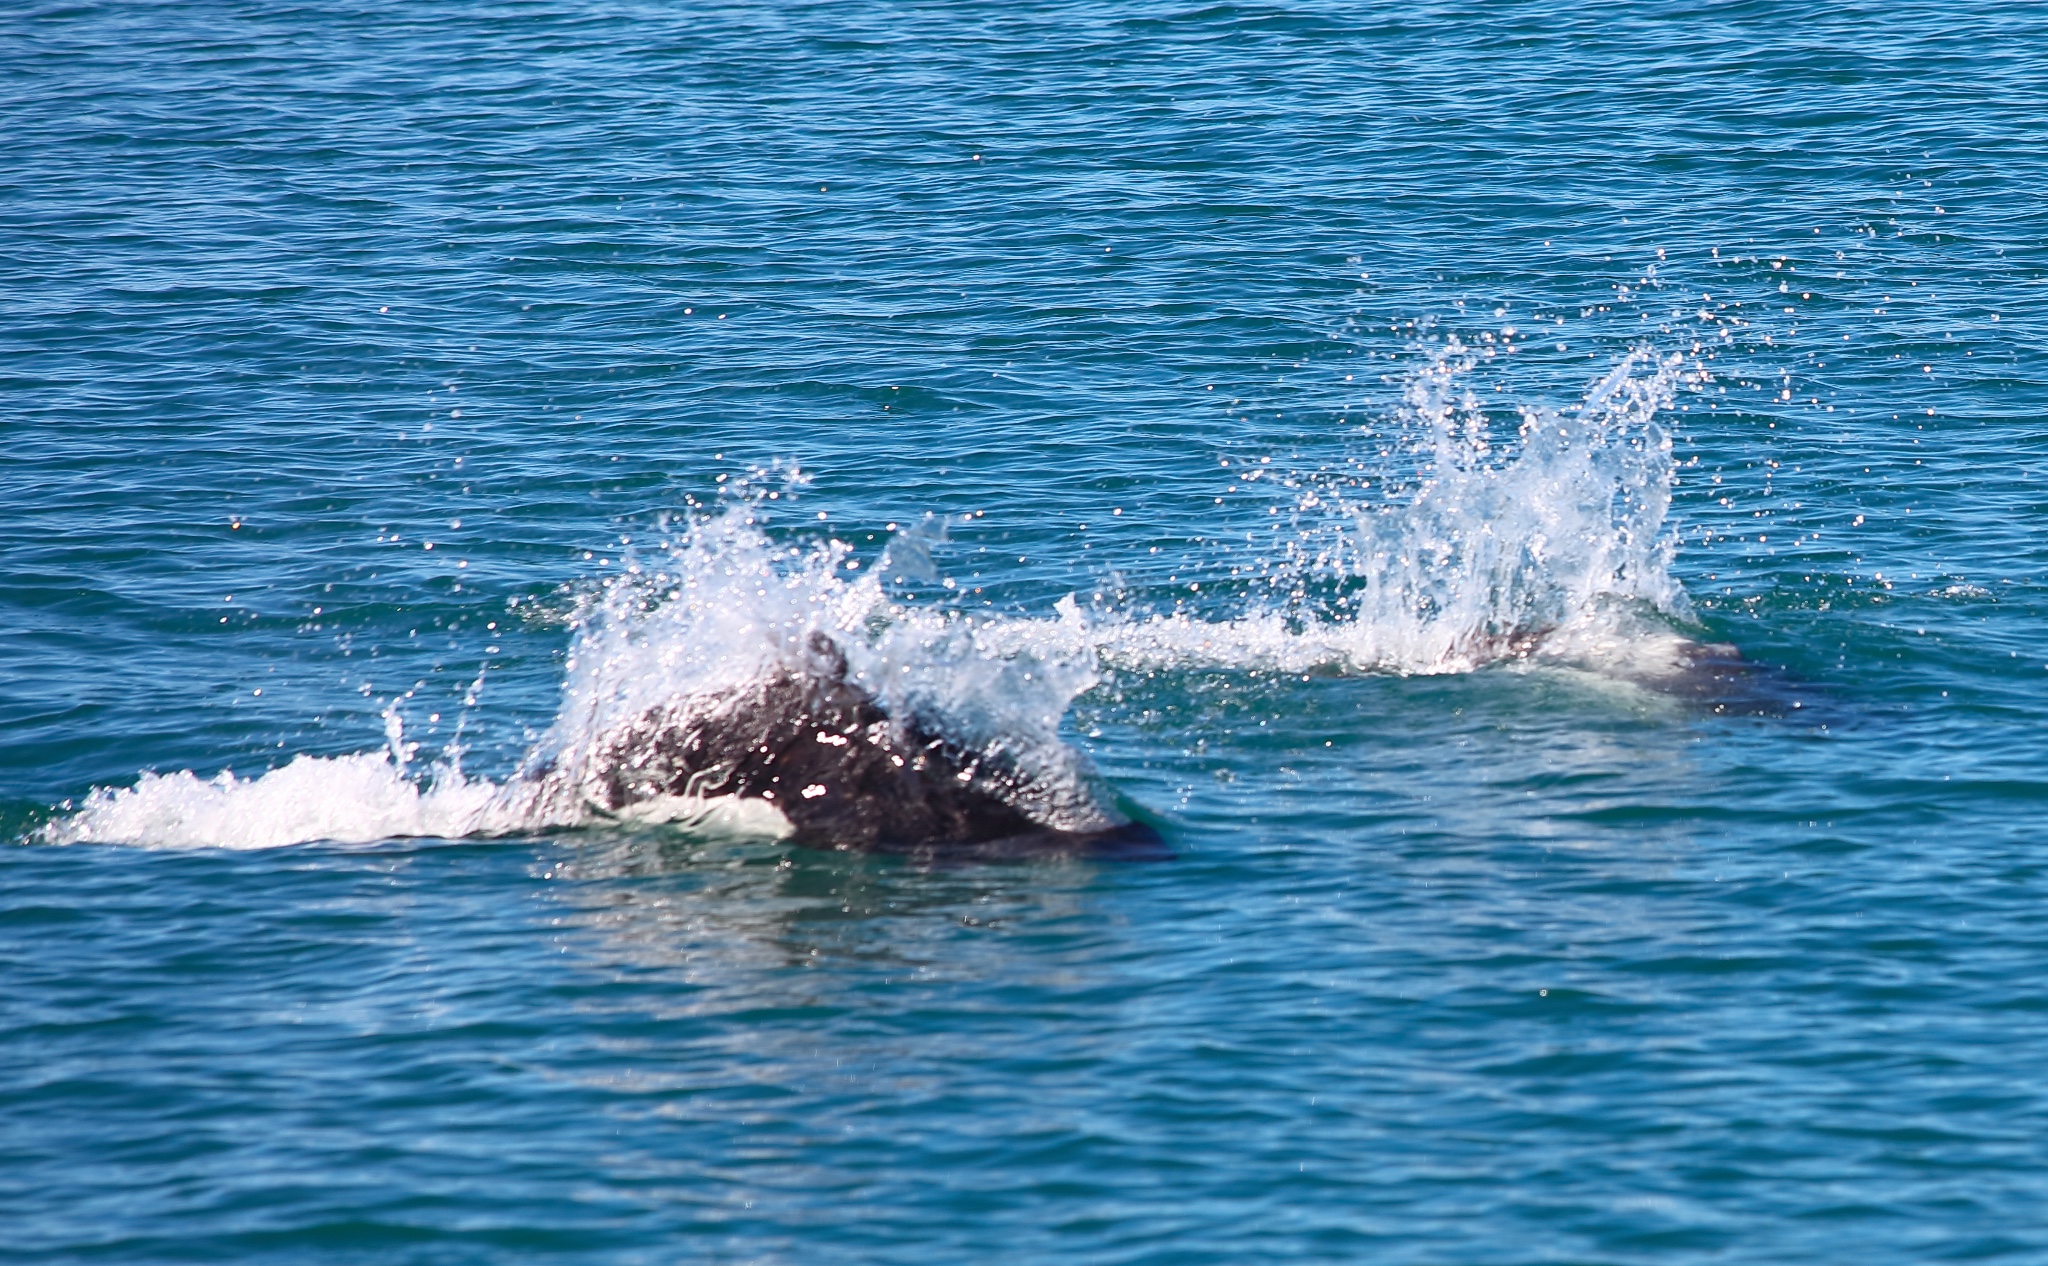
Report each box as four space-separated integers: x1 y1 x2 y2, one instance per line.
536 632 1167 859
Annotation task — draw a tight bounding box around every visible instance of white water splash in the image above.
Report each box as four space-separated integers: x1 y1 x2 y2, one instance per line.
988 343 1697 676
49 511 1114 849
491 504 1117 837
48 345 1702 849
44 754 509 849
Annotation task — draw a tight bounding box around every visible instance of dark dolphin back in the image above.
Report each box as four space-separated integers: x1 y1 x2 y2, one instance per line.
589 632 1125 853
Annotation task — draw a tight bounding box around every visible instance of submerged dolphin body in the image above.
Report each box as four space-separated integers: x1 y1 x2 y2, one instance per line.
1467 621 1815 717
534 632 1166 859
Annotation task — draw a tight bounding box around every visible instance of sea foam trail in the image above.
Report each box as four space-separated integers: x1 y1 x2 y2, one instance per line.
47 346 1702 849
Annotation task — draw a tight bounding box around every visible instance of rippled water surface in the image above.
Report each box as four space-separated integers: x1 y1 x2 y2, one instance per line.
8 1 2048 1260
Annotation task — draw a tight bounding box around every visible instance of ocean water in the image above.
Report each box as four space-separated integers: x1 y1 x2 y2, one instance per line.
7 0 2048 1259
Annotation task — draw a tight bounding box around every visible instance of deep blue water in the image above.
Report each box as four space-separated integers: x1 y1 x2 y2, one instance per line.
8 1 2048 1260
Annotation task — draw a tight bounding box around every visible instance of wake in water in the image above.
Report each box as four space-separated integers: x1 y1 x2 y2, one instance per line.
47 344 1713 850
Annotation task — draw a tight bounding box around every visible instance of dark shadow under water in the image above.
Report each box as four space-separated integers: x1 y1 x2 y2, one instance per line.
1660 636 1837 724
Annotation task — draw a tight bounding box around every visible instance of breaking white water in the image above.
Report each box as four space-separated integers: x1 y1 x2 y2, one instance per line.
46 345 1707 849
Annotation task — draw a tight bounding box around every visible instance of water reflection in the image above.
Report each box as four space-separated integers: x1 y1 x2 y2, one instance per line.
542 827 1129 994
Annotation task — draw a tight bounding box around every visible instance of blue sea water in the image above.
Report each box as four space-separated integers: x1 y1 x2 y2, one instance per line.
7 0 2048 1259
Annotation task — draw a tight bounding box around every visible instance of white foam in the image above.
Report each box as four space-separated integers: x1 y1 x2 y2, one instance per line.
43 753 511 850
